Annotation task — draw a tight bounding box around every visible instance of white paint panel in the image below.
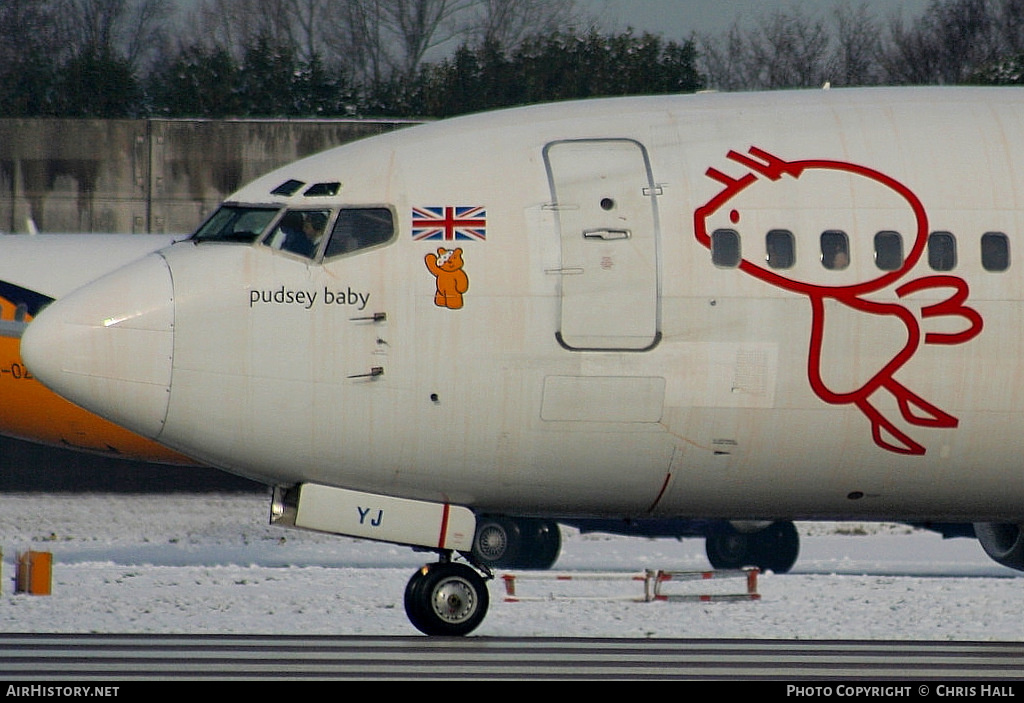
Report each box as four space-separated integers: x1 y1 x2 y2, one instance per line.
294 483 475 551
541 376 665 422
654 343 779 410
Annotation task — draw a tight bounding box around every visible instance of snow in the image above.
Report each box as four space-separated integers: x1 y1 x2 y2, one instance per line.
0 492 1021 639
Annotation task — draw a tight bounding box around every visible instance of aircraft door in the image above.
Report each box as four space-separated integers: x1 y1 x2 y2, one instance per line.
544 139 660 350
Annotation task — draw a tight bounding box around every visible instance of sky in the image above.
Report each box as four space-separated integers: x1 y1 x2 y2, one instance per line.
591 0 934 39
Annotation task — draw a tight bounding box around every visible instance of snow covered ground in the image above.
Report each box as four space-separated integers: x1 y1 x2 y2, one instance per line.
0 492 1020 640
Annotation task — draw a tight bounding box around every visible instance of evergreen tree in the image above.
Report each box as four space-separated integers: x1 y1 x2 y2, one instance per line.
0 0 61 116
0 50 59 117
149 44 243 117
237 34 302 116
53 46 141 118
393 28 704 119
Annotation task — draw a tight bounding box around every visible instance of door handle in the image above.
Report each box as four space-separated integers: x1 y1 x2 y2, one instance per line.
583 229 630 240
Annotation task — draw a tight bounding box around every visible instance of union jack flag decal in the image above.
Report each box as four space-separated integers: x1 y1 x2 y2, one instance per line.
412 206 487 241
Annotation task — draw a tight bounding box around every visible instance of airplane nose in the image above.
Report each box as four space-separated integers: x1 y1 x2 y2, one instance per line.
21 253 173 440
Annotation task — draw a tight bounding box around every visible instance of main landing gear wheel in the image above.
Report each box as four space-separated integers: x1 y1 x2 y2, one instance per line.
705 521 799 574
752 520 800 574
705 529 750 570
521 519 561 570
472 517 522 567
471 516 562 570
404 562 490 636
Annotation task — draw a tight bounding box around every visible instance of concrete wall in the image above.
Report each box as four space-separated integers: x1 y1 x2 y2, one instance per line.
0 118 414 235
0 118 415 491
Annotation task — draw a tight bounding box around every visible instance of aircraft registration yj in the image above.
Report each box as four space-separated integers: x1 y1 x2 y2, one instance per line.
21 87 1024 635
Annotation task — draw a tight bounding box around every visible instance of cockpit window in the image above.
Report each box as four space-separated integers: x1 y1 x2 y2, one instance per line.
324 208 395 258
192 205 280 243
304 182 341 197
263 209 330 258
271 180 305 196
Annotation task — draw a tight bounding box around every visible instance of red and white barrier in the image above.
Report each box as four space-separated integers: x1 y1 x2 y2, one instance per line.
646 568 760 602
500 568 759 603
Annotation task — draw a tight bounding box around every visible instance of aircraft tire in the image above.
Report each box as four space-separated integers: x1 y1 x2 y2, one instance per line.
974 522 1024 570
518 519 562 570
403 562 489 637
750 521 799 574
706 521 799 574
403 566 430 626
705 529 750 570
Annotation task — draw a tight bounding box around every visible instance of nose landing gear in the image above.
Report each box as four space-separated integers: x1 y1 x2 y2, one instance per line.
404 554 492 636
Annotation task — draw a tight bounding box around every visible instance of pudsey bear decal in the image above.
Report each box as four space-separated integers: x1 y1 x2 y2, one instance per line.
425 247 469 309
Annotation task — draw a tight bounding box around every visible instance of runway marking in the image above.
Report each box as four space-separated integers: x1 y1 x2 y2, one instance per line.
2 634 1023 680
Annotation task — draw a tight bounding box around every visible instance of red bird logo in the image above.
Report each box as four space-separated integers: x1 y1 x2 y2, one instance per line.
694 147 983 455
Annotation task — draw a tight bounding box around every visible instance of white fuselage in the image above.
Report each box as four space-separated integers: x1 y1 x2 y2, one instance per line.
22 88 1024 524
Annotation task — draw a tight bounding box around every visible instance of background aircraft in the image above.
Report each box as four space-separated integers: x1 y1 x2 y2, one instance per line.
0 233 191 464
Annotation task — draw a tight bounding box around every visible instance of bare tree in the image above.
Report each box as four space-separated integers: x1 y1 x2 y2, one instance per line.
317 0 392 86
701 6 832 91
934 0 998 81
189 0 297 56
54 0 125 54
118 0 174 70
0 0 63 115
697 22 755 92
52 0 172 69
200 0 339 63
468 0 585 48
992 0 1024 53
750 7 832 89
881 0 998 84
326 0 480 83
0 0 60 63
279 0 336 63
184 0 589 89
879 12 942 84
829 0 884 86
382 0 476 78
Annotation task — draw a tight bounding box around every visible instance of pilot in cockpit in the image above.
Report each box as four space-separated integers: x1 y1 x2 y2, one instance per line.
275 211 327 258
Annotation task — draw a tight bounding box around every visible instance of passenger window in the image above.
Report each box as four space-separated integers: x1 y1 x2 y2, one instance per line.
766 230 795 269
874 231 903 271
265 209 330 258
821 230 849 270
325 208 395 258
928 231 957 271
981 232 1010 272
711 229 740 268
